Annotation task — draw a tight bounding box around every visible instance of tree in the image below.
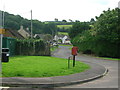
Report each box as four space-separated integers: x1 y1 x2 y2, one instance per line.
69 22 90 39
71 8 120 58
43 34 53 42
62 19 67 22
94 8 119 43
69 19 73 22
90 18 95 25
54 18 58 22
43 22 57 37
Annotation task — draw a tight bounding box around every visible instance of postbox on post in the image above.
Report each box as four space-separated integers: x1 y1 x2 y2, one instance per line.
71 46 78 67
72 46 78 56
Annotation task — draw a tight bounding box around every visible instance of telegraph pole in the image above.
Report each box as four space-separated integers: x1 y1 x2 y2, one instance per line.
31 10 33 39
0 11 3 62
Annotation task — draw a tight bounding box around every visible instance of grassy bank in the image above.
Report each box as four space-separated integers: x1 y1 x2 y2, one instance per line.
2 56 90 77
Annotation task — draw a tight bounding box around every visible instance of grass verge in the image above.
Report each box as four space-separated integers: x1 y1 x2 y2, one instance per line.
2 56 90 77
97 57 120 60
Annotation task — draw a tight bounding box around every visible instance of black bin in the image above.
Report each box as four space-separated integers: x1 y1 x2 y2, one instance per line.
2 48 9 62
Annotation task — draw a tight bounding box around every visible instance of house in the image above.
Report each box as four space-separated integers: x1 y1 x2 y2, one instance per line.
53 35 71 44
18 26 31 38
3 29 24 39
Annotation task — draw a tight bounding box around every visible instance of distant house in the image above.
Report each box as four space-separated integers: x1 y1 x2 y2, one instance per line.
34 34 45 39
3 29 24 39
18 26 31 38
54 35 71 44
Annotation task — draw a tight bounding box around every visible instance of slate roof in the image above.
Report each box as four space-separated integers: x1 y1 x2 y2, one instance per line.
3 29 24 39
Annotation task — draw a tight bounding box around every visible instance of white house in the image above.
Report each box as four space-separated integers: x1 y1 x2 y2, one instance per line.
53 35 71 44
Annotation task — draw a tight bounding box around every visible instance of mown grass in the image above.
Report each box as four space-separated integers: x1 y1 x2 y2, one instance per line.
2 56 90 77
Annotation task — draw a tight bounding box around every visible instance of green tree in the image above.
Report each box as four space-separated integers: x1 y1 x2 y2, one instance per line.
94 8 119 43
43 34 53 42
62 19 67 22
43 22 57 37
69 22 90 39
71 8 120 58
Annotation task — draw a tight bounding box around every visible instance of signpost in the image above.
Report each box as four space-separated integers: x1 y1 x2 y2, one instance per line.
71 46 78 67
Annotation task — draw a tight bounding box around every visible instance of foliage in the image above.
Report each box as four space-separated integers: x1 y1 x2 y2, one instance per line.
15 39 50 56
2 56 90 77
50 45 58 52
94 8 119 43
69 22 91 39
43 22 57 36
0 11 57 35
43 34 53 42
71 8 120 58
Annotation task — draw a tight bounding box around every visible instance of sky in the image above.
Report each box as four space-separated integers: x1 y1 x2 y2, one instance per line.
0 0 119 22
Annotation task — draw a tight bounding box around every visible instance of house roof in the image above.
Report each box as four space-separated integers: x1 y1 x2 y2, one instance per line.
25 29 31 35
34 34 45 39
18 26 31 38
57 34 65 38
3 29 24 39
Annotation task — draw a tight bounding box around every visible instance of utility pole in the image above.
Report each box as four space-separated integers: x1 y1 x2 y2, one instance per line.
31 10 33 39
0 8 5 62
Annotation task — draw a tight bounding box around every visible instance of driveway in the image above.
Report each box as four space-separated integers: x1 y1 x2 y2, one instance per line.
53 46 118 88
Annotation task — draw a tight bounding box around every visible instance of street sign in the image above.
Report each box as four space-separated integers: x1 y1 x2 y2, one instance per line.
0 29 5 34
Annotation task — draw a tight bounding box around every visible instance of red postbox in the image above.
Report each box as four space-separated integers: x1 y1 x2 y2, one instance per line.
71 46 78 55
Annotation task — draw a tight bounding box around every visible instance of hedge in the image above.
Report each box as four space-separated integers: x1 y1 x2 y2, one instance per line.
15 39 50 56
72 33 120 58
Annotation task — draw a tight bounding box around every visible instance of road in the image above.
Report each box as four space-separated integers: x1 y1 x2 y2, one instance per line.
53 46 118 88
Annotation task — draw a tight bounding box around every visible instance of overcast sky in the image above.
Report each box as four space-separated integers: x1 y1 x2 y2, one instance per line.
0 0 119 22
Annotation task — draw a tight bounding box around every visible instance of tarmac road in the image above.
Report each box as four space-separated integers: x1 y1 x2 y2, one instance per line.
53 46 118 88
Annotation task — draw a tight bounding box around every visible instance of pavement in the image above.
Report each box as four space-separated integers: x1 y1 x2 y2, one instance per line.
0 46 108 88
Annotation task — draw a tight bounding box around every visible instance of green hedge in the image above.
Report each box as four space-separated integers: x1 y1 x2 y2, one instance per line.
15 39 50 56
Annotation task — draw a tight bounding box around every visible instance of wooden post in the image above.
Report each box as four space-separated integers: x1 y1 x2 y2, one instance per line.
73 55 75 67
68 57 70 69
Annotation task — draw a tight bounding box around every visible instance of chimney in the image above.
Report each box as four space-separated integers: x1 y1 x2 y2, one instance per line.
26 27 29 31
20 25 23 30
